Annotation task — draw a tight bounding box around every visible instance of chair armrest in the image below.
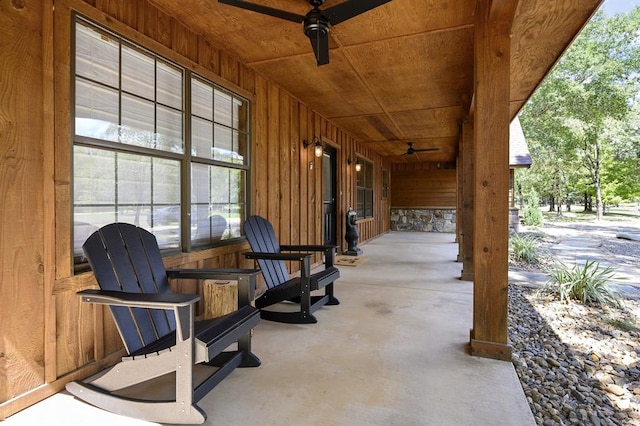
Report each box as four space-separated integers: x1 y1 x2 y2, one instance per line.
243 251 313 262
166 268 262 306
280 244 338 252
166 268 260 280
77 289 198 309
79 289 198 342
244 251 316 279
280 245 337 267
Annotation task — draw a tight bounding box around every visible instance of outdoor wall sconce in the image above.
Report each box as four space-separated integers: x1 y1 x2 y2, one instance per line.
347 158 362 172
303 137 323 158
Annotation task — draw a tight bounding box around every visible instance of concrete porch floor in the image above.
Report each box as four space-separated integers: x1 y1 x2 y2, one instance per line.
3 232 535 426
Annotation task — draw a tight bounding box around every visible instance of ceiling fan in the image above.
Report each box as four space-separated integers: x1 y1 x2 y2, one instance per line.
402 142 439 156
217 0 393 66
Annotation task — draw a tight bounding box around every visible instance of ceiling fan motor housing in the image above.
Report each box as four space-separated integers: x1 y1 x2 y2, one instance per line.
304 10 330 38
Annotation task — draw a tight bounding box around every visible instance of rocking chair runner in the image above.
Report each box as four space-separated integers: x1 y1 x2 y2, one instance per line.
65 223 261 424
243 215 340 324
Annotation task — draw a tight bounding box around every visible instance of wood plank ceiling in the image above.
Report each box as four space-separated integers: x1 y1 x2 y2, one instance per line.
149 0 602 163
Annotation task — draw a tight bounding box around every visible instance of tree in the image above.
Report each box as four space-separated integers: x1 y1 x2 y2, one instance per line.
520 7 640 219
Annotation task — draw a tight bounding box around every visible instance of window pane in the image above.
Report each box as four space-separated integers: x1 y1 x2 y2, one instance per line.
192 116 213 159
232 130 247 165
121 94 155 148
75 23 119 87
213 124 232 161
192 79 213 120
117 155 151 204
366 161 374 189
121 45 154 99
356 161 364 186
233 98 247 131
74 146 180 246
156 105 183 152
191 164 245 243
366 189 374 218
74 146 116 206
214 89 232 127
151 159 181 205
157 62 182 109
75 80 120 141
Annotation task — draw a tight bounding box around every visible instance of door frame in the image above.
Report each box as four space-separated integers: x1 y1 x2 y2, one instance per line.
322 144 338 246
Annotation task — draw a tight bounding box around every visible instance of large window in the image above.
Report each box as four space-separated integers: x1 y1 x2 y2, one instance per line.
356 157 374 219
73 17 250 265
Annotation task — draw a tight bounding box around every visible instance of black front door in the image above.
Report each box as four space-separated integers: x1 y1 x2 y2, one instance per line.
322 146 337 246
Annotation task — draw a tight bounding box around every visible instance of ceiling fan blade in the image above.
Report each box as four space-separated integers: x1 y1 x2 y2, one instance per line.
308 28 329 66
324 0 393 25
218 0 305 23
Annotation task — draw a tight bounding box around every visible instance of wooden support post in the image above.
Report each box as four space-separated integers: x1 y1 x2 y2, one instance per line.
460 119 474 281
469 0 518 361
203 280 238 320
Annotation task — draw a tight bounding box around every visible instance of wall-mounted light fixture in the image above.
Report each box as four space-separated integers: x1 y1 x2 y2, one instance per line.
347 157 362 172
303 136 323 158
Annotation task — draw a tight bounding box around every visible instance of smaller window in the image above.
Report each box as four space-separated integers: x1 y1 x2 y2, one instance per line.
356 157 374 219
382 170 389 198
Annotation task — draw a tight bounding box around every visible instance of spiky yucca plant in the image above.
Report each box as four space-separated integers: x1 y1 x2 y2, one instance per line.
541 260 621 307
509 233 539 263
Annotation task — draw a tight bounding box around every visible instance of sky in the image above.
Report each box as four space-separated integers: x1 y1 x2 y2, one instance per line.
601 0 640 15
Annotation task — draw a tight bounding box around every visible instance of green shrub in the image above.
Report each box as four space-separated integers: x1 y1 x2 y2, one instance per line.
509 233 539 263
541 260 621 307
522 192 543 226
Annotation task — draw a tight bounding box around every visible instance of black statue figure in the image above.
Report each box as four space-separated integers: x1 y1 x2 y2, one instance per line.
344 207 363 256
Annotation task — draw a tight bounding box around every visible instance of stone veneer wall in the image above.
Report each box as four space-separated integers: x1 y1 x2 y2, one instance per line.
390 208 456 232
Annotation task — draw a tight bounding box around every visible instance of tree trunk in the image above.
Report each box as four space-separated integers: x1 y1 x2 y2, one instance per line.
594 140 603 220
583 193 592 212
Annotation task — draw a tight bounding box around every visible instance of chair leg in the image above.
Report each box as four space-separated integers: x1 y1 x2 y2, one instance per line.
326 283 340 305
238 331 261 367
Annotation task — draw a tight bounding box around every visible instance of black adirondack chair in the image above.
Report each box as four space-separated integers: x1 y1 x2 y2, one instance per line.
65 223 261 424
243 215 340 324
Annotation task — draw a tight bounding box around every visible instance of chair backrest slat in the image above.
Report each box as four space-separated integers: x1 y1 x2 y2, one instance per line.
244 216 290 289
83 223 175 354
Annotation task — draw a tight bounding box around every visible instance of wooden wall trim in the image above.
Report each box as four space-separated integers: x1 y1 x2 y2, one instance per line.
43 0 58 386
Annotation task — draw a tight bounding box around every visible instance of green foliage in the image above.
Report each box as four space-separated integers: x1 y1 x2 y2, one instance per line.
519 7 640 217
522 191 543 226
541 259 621 307
509 233 539 263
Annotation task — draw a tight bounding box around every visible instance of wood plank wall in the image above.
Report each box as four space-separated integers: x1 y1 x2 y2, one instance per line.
0 0 46 409
390 163 457 208
0 0 390 417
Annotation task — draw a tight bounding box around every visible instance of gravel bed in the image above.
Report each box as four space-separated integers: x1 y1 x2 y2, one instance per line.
509 219 640 425
509 285 640 425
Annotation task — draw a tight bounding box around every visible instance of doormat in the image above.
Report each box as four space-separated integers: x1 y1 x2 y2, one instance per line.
335 255 367 267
